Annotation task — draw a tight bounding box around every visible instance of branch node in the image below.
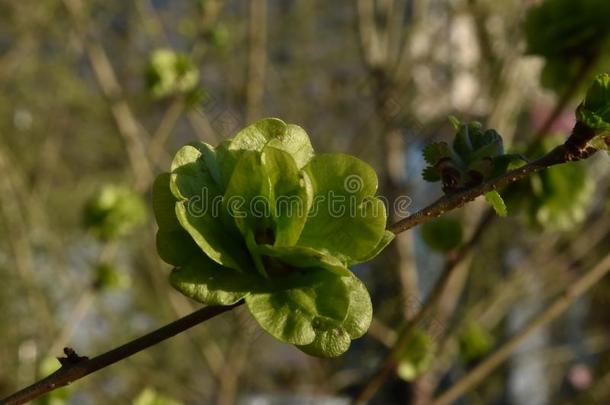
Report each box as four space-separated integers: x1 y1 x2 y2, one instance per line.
57 347 89 367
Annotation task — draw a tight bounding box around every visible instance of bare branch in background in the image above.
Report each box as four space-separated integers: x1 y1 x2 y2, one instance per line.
431 252 610 405
148 99 185 166
63 0 153 191
246 0 268 123
388 143 579 234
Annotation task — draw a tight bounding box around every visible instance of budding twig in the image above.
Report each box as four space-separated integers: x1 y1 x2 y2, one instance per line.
387 143 576 235
357 132 604 403
4 124 606 405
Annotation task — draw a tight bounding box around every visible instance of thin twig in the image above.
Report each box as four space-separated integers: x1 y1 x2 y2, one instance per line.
63 0 153 191
530 55 598 146
353 122 596 404
355 212 493 404
1 302 242 405
387 143 572 235
148 98 185 166
400 55 601 400
47 242 118 356
4 118 601 405
394 0 428 85
0 151 56 332
430 252 610 405
245 0 267 123
428 208 610 400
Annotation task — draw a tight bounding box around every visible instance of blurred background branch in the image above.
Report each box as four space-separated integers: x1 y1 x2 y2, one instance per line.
1 1 610 404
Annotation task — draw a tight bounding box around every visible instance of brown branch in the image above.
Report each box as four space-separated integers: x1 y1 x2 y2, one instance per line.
245 0 268 123
148 98 186 166
398 57 601 400
387 143 573 235
135 0 222 144
357 0 384 68
1 302 242 405
356 136 595 403
3 108 601 405
427 212 610 398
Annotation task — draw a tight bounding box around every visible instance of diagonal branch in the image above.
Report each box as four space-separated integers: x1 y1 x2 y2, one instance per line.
1 302 242 405
3 121 604 405
356 136 599 403
387 143 573 235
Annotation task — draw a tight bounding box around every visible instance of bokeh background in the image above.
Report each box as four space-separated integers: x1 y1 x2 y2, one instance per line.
1 0 610 404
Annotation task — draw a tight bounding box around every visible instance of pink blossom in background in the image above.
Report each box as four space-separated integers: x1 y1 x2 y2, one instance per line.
568 363 593 390
530 101 576 135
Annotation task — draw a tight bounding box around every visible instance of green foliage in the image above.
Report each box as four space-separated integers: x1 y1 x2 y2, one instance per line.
484 190 507 217
397 330 436 381
146 49 200 100
154 118 392 357
83 185 147 241
528 162 593 230
422 118 517 193
507 137 594 231
459 322 494 362
524 0 610 93
576 73 610 150
502 75 610 229
421 217 463 252
422 118 519 215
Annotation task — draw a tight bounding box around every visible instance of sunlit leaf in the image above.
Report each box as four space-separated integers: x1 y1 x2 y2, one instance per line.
298 154 387 264
484 190 508 217
153 117 391 357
